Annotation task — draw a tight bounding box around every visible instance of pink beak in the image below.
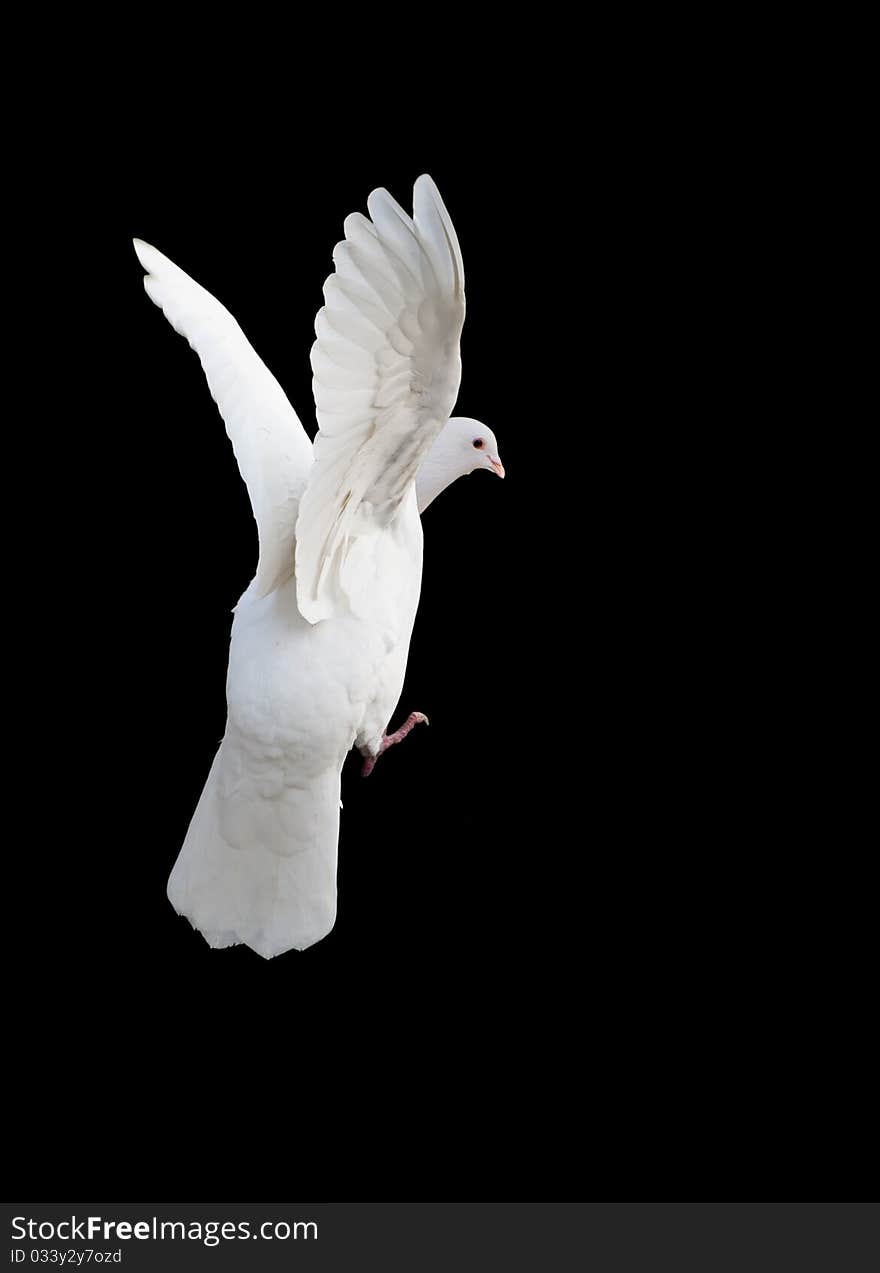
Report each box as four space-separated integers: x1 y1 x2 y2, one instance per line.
489 456 506 479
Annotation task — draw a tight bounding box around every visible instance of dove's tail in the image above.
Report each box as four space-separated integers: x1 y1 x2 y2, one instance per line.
167 741 341 958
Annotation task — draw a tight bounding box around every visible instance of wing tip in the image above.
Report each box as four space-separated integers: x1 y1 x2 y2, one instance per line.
133 237 167 278
412 175 465 297
293 574 334 625
367 185 416 231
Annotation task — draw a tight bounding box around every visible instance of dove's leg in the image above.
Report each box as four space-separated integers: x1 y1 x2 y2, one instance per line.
361 712 429 777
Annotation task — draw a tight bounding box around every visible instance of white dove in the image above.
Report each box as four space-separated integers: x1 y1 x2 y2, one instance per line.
134 176 504 958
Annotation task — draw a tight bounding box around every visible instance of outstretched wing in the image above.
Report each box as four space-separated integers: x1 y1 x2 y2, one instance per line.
295 174 465 624
134 240 313 598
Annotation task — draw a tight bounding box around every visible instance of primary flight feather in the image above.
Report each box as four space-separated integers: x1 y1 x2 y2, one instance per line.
134 176 504 957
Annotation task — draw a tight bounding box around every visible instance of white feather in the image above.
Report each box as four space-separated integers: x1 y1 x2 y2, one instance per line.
295 175 465 624
133 240 312 598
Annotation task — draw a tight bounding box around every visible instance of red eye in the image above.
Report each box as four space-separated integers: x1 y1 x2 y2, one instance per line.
472 439 484 449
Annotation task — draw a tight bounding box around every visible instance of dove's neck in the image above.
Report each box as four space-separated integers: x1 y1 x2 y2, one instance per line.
416 427 465 513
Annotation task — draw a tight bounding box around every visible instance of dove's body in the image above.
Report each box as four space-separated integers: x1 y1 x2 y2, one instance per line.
136 176 503 958
169 490 423 957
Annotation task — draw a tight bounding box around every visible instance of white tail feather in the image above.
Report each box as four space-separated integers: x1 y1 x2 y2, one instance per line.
167 749 340 958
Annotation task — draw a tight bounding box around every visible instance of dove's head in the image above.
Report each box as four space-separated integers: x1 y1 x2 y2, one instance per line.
415 416 505 513
446 416 505 481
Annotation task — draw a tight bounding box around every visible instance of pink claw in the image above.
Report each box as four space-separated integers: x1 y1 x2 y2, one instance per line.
361 711 429 777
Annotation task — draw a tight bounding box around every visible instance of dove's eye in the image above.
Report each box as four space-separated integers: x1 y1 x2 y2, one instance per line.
472 438 484 449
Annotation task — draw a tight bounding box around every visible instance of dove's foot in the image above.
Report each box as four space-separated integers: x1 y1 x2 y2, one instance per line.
361 712 429 777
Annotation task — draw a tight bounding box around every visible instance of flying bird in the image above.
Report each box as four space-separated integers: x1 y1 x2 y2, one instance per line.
134 176 503 958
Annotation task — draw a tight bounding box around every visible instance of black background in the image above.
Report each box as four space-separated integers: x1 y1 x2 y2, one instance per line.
7 57 874 1209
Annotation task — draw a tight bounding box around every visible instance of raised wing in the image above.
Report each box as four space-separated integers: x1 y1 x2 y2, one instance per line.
134 240 313 598
295 174 465 623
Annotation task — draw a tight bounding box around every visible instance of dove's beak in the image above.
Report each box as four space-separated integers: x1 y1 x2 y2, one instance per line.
489 456 506 479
